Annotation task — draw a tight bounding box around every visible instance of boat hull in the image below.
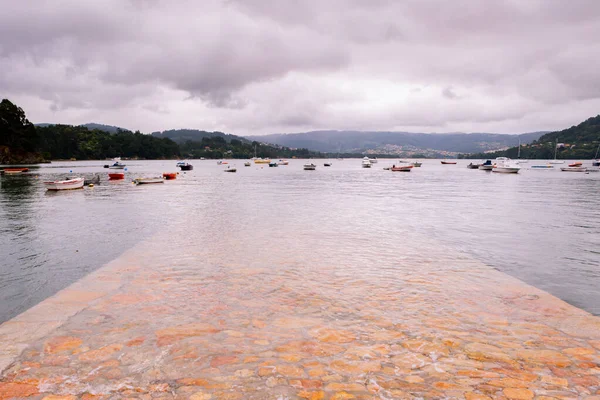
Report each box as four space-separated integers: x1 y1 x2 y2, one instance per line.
493 167 520 173
478 165 493 170
441 161 457 165
134 178 164 184
44 178 84 191
391 166 413 172
179 165 193 171
303 164 316 170
108 173 125 180
162 173 177 180
560 167 587 172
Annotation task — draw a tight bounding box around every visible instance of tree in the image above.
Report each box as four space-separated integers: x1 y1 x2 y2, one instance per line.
0 99 39 152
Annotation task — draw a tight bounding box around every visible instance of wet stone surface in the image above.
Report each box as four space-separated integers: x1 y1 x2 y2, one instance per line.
1 232 600 399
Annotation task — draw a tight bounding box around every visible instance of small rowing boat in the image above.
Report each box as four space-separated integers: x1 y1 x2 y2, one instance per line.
391 165 413 172
133 177 164 184
441 160 457 165
568 161 582 167
1 167 29 175
303 163 316 170
162 172 177 180
560 167 587 172
44 177 84 191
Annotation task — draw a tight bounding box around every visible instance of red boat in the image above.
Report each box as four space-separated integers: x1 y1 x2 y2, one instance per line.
391 165 413 172
108 173 125 180
1 167 29 174
441 161 457 165
162 172 177 180
568 161 582 167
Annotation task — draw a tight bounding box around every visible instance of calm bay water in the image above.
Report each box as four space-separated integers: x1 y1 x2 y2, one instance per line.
1 159 599 324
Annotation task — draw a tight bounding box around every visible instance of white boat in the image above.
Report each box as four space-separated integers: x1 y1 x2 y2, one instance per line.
133 177 164 184
176 161 186 167
560 167 587 172
369 157 378 164
592 143 600 167
279 160 289 165
492 157 521 173
244 162 251 167
361 157 372 168
44 177 84 191
303 163 316 170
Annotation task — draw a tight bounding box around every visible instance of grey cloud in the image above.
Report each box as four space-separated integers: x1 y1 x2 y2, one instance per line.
0 0 599 134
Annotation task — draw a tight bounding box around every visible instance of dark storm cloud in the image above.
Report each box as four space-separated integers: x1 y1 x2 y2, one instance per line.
0 0 599 133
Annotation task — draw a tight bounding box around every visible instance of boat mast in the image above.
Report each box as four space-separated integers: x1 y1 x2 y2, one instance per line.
554 138 558 160
517 138 521 159
595 142 600 159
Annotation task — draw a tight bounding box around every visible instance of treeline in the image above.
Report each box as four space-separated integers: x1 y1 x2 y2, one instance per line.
459 115 600 159
0 99 323 163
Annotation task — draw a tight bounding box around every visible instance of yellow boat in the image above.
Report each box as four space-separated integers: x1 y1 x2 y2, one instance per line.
254 158 271 164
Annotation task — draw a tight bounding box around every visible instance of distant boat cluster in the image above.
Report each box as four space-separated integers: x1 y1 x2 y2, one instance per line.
2 155 599 192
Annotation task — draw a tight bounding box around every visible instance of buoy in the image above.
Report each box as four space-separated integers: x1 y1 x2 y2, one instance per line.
88 184 94 187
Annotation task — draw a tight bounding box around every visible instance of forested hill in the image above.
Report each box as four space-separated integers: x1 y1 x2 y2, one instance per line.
0 99 321 163
459 115 600 159
152 129 250 144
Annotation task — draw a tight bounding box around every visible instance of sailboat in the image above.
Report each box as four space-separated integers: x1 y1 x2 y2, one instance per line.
516 138 528 163
549 139 565 164
593 143 600 167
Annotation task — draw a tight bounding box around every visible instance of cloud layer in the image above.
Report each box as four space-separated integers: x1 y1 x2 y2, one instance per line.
1 0 599 135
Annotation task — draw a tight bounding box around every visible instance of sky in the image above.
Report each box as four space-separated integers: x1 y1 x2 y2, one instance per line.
1 0 599 136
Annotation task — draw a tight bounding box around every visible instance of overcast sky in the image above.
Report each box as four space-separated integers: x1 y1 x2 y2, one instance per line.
1 0 599 135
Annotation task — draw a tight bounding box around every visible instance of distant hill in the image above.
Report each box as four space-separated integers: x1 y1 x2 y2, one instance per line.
246 131 547 157
460 115 600 159
36 123 129 134
152 129 250 144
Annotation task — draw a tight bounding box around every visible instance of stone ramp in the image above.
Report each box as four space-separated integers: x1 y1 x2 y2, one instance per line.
1 235 600 399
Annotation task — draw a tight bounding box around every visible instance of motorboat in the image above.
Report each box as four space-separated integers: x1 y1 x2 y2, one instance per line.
108 161 126 169
441 160 457 165
391 164 412 172
324 162 332 167
561 167 587 172
361 157 372 168
244 162 251 167
279 160 289 165
492 157 521 173
478 160 494 171
44 177 84 191
224 167 237 173
133 177 164 184
303 163 316 170
269 161 278 167
467 162 480 169
108 172 125 180
369 157 378 164
568 161 582 167
176 161 186 167
162 172 177 180
254 158 271 164
178 162 193 171
217 160 228 165
412 161 422 167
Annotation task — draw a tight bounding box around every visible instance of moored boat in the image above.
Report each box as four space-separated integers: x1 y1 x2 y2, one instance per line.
361 157 372 168
467 162 480 169
108 161 126 169
244 162 251 167
412 161 422 167
224 167 237 173
162 172 177 180
492 157 520 173
269 161 278 167
303 163 316 170
478 160 494 171
254 158 271 164
133 177 164 184
391 164 412 172
1 167 29 174
279 160 289 165
108 172 125 180
441 160 457 165
369 157 378 164
324 162 332 167
560 167 587 172
44 177 84 191
178 162 193 171
531 164 553 169
568 161 582 167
